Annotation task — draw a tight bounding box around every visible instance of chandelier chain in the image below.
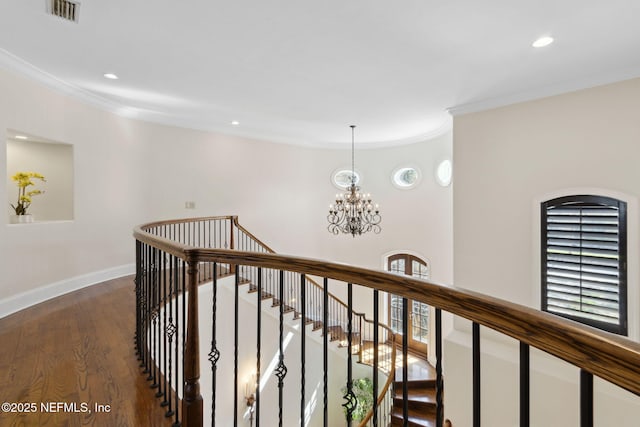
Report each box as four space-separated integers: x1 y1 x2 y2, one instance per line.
351 125 355 185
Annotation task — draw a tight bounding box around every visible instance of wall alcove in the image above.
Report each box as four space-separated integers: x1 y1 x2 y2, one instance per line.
6 130 74 223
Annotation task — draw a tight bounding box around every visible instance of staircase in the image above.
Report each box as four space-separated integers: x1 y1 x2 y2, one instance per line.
391 377 437 426
246 282 363 355
142 216 441 425
233 220 442 426
242 270 443 427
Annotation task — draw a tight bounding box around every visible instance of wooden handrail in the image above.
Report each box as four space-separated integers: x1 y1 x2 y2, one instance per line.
358 334 397 427
233 216 398 424
134 218 640 397
233 218 362 319
136 216 401 425
232 216 277 253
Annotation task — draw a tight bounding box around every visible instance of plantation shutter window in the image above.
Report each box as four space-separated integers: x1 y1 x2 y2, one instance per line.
541 195 627 335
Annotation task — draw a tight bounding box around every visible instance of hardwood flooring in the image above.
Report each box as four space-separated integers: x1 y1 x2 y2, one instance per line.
0 276 173 427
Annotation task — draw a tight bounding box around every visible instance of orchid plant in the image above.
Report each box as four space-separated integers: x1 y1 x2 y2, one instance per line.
10 171 46 215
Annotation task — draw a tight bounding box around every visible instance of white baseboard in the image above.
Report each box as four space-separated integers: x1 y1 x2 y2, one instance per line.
0 264 135 319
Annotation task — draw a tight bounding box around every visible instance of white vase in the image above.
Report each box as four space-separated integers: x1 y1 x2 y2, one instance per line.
9 214 34 224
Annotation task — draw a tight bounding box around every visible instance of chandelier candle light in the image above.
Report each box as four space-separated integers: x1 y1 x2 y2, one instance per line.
327 125 381 237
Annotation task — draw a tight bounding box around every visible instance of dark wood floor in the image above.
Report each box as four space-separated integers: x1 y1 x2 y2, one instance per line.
0 276 173 427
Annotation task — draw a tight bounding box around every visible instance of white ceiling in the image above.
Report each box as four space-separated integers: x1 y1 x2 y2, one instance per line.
1 0 640 147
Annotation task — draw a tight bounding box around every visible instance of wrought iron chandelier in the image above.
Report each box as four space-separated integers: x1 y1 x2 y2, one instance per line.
327 125 381 237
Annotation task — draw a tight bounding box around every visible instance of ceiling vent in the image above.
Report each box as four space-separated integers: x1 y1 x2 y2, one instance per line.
47 0 80 23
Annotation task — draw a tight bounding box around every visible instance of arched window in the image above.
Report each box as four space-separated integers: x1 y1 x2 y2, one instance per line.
387 254 430 353
541 195 627 335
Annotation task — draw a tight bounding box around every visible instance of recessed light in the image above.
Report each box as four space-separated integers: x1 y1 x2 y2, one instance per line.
532 36 554 48
15 135 28 140
103 73 119 80
231 120 240 126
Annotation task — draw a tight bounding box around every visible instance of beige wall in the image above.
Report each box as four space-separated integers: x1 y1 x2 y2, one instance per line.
0 66 453 319
450 78 640 426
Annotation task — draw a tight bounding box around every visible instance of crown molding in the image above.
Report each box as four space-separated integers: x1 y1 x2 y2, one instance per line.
0 47 452 148
0 48 128 113
448 68 640 117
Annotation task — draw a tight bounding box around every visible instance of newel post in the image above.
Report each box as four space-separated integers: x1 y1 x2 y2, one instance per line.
230 216 237 250
183 256 203 427
229 216 237 274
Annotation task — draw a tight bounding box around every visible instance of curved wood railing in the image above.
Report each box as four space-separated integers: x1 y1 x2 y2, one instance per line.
135 216 398 426
134 216 640 427
232 217 397 425
358 342 396 427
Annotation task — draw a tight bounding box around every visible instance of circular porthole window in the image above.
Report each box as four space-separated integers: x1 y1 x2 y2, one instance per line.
332 169 361 190
392 166 421 189
435 160 452 187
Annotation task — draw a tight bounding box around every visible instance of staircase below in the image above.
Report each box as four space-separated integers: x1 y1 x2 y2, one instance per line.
391 355 438 427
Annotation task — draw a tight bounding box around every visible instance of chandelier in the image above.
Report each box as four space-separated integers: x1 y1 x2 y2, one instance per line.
327 125 381 237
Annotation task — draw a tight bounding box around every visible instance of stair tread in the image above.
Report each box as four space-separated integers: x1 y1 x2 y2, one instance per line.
390 407 436 427
242 277 441 427
393 387 436 403
394 379 436 390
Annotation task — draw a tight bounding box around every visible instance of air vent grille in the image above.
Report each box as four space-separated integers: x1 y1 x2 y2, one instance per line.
47 0 80 23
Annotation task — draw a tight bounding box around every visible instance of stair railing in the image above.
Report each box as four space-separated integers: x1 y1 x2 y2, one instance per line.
134 216 640 427
135 216 397 426
232 217 397 425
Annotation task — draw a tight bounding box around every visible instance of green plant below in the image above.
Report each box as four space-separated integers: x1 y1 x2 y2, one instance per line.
10 171 46 215
341 377 374 422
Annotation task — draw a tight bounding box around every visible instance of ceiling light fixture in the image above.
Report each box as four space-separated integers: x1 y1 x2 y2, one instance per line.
231 120 240 126
327 125 381 237
103 73 119 80
532 36 554 48
15 135 28 140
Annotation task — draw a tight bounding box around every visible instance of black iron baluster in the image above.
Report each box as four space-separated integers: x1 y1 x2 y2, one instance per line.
142 242 149 370
179 259 187 426
147 244 153 380
300 273 306 427
208 262 221 426
580 370 593 427
145 245 153 380
234 268 240 427
473 322 481 427
161 253 169 407
165 255 176 419
135 241 142 361
171 257 181 426
217 219 221 249
343 283 356 426
373 289 379 427
402 297 409 426
141 244 149 374
224 217 228 250
520 342 529 427
135 241 141 357
323 277 329 427
152 248 160 392
275 270 288 427
436 308 443 427
256 268 263 427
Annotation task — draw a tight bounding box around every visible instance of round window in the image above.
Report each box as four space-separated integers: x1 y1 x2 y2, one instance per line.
435 160 452 187
392 166 421 189
332 169 360 190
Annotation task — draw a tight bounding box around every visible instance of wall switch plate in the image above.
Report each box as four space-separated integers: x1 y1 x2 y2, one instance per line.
185 201 196 209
